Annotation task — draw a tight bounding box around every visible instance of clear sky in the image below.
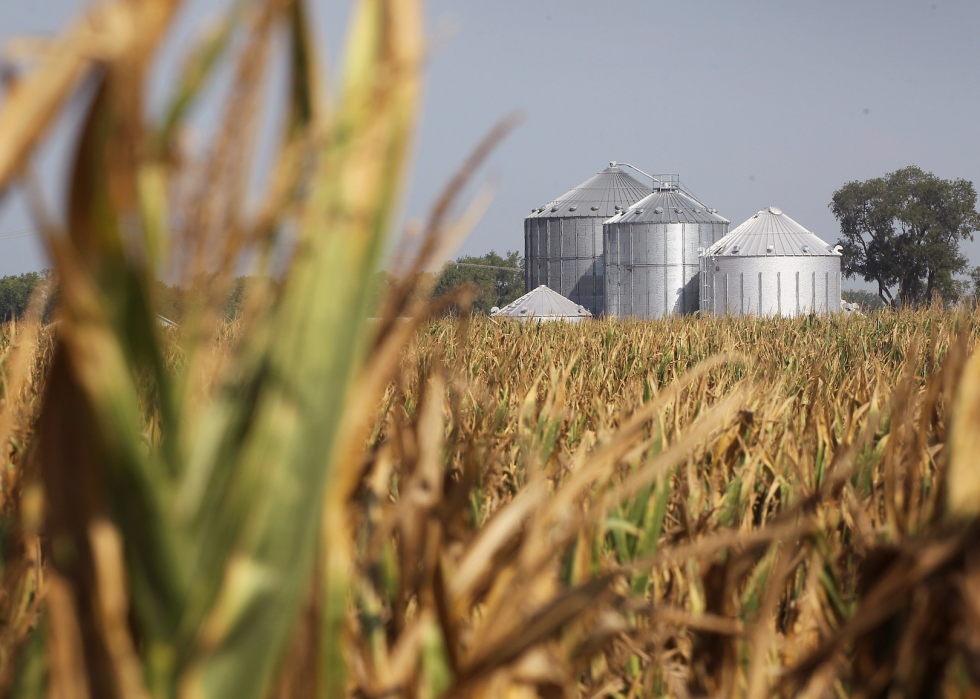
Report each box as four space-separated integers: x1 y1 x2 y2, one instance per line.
3 0 980 291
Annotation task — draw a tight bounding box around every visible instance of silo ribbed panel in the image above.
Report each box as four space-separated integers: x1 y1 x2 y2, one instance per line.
701 207 842 317
524 166 649 315
602 185 729 319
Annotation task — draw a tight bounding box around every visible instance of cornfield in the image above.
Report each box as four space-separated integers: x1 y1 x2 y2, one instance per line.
1 1 980 698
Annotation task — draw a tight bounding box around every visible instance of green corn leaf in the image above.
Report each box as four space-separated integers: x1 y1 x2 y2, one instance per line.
175 1 423 698
630 473 671 596
154 2 245 158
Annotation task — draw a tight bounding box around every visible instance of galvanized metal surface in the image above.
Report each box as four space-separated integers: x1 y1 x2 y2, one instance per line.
705 206 838 257
603 182 729 319
524 165 650 316
700 257 842 317
491 285 593 323
526 165 650 219
604 182 729 227
700 207 842 317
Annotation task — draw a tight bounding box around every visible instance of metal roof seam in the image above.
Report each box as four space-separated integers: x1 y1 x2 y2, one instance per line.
708 207 835 257
526 167 649 220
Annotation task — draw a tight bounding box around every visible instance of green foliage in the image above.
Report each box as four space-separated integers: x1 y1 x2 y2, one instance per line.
156 275 282 323
967 266 980 304
0 271 53 321
831 165 980 306
432 250 524 313
0 270 274 325
0 0 425 697
153 280 180 324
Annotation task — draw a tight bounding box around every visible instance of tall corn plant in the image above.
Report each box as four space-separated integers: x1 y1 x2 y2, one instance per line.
0 0 422 697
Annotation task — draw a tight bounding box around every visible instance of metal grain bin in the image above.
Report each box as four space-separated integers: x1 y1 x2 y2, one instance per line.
524 163 649 315
490 285 593 323
603 176 729 318
699 206 842 317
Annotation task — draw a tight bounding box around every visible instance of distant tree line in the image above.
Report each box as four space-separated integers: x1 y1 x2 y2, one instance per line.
431 250 525 314
0 259 529 325
155 274 281 322
0 271 56 321
0 271 279 324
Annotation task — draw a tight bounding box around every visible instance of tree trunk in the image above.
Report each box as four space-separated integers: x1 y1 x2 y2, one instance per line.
877 281 894 306
897 275 911 307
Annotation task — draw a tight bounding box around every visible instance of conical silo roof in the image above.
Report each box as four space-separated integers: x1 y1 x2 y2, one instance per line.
526 164 649 219
605 182 729 226
491 285 593 321
706 206 840 257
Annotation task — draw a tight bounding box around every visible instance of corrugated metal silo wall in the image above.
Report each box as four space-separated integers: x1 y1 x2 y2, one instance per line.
604 220 728 318
524 217 531 293
524 215 605 315
705 255 841 317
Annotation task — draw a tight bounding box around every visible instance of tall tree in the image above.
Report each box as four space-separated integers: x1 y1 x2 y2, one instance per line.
433 250 524 313
831 166 980 306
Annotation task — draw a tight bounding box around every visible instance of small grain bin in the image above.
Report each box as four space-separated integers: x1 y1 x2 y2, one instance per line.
491 285 593 323
603 176 729 318
525 164 649 315
699 206 842 317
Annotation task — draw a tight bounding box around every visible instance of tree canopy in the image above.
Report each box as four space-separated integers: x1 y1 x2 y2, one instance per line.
432 250 524 314
830 166 980 306
0 270 55 321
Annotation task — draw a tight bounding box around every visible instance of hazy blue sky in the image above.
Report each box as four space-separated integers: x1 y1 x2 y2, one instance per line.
3 0 980 292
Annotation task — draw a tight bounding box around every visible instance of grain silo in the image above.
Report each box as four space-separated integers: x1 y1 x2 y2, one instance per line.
490 285 593 323
603 176 729 318
525 163 649 315
699 206 842 317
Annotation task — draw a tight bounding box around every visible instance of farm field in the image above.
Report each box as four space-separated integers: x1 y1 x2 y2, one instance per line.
2 0 980 696
349 308 980 699
6 308 978 698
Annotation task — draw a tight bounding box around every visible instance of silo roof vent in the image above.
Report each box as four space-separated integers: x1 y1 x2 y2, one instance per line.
608 184 729 225
705 206 837 258
525 164 649 219
491 285 594 321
